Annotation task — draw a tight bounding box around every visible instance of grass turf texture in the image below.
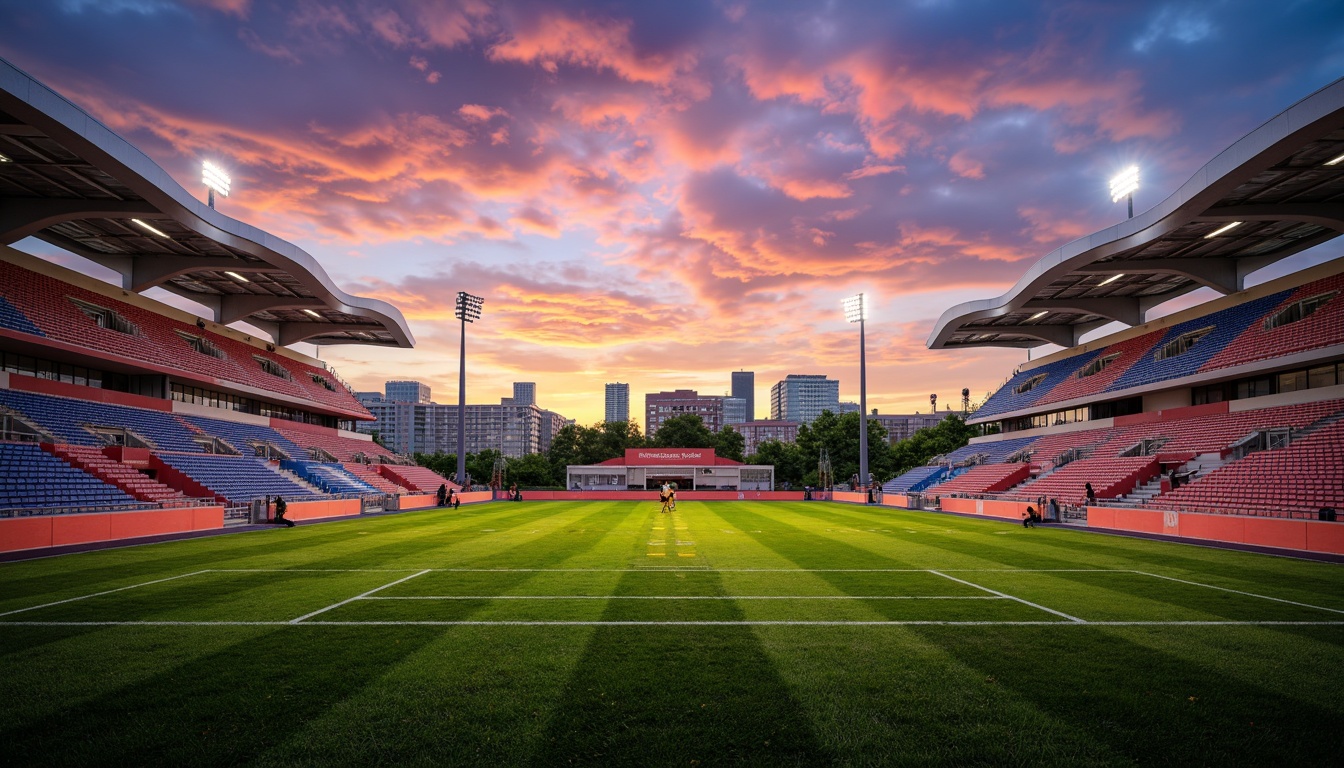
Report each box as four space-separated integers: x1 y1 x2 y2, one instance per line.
2 501 1342 766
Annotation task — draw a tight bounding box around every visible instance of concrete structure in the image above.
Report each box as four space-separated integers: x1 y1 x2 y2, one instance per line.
770 374 840 424
539 409 572 453
645 389 727 437
605 382 630 423
736 420 800 455
359 384 570 457
385 380 431 404
870 411 952 443
731 371 755 421
513 382 536 407
567 448 774 491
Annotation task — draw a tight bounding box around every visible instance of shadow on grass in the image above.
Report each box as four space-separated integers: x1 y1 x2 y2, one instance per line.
1 625 446 767
906 623 1344 765
530 569 831 766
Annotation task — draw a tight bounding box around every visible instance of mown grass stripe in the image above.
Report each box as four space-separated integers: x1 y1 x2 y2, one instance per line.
0 570 211 618
289 569 431 623
930 569 1087 623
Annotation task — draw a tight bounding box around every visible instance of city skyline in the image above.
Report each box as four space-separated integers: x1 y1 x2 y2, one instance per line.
2 2 1341 426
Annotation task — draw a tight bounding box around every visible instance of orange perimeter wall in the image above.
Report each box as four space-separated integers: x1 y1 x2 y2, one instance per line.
0 506 224 553
939 497 1036 521
1087 506 1344 555
271 498 360 521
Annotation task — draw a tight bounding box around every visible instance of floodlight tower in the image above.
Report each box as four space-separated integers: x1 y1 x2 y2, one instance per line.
962 387 971 415
930 393 937 413
454 291 484 488
842 294 869 499
202 161 231 210
1110 165 1139 219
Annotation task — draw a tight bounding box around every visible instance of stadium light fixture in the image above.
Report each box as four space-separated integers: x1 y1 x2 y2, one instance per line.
1028 310 1049 321
224 271 250 283
1110 165 1139 219
454 291 485 488
1325 152 1344 166
202 160 231 209
842 293 871 501
302 309 323 319
1204 221 1243 239
0 153 10 162
1098 273 1125 287
131 218 169 238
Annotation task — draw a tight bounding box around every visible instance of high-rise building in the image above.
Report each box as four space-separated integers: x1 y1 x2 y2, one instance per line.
736 420 800 455
359 387 570 457
769 374 840 424
870 411 953 443
645 389 727 437
731 371 755 422
513 382 536 406
385 380 431 404
723 396 747 425
605 382 630 423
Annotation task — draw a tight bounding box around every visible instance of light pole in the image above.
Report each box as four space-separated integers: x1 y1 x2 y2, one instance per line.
454 291 484 488
1110 165 1139 219
202 161 231 210
842 294 869 500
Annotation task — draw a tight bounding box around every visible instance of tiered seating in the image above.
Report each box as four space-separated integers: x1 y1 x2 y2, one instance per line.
928 462 1032 495
883 465 948 493
1006 456 1160 505
1153 421 1344 518
281 460 378 495
1200 272 1344 373
0 389 203 452
974 351 1104 419
942 435 1038 465
0 295 44 337
156 453 320 506
343 463 406 494
48 444 186 503
1152 400 1340 455
380 464 456 493
183 415 304 458
1034 331 1160 407
0 260 368 416
0 442 139 511
1104 291 1290 392
272 425 397 462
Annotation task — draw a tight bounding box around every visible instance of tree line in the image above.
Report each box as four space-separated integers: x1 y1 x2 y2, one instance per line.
412 411 977 489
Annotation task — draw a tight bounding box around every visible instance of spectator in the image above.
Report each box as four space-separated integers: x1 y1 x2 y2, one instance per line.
437 483 447 507
273 496 294 528
1022 507 1035 528
1085 482 1096 505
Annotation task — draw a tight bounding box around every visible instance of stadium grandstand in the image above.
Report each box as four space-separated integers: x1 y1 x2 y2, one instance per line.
887 76 1344 526
0 57 456 542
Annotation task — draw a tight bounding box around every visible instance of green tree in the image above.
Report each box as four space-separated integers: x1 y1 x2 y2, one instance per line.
712 425 746 462
507 452 556 488
414 451 456 480
651 413 714 448
795 410 898 487
545 419 646 483
747 439 806 488
467 449 501 487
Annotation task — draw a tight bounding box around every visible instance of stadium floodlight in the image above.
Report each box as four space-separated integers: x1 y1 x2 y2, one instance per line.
224 271 250 283
1110 165 1139 219
1098 273 1125 287
0 153 10 162
455 291 485 489
131 218 169 238
302 309 323 319
842 293 871 501
1325 152 1344 166
202 160 231 209
1028 310 1049 321
1204 221 1243 239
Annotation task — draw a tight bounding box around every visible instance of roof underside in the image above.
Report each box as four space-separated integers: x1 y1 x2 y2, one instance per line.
929 77 1344 350
0 58 413 348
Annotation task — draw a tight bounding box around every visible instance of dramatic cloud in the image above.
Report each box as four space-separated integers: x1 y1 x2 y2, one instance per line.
2 0 1342 425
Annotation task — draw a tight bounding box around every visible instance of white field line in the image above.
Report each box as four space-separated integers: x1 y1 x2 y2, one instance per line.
362 595 1007 601
0 570 212 618
289 569 431 624
3 620 1343 627
206 569 423 573
929 570 1086 623
338 568 1131 573
1131 570 1344 616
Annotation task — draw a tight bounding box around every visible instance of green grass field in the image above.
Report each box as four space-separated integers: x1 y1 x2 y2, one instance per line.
3 500 1343 766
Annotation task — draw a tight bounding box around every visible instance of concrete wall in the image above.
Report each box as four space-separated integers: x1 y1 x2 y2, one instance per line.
0 506 224 553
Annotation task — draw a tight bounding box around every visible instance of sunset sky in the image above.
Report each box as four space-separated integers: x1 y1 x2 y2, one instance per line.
3 1 1343 427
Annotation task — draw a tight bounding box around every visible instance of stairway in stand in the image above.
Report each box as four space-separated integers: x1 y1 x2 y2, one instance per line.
45 444 187 503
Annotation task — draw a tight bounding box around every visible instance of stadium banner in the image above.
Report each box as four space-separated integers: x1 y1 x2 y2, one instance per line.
624 448 715 466
0 505 224 553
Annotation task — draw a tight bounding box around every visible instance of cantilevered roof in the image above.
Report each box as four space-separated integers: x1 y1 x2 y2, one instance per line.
928 76 1344 350
0 57 414 348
